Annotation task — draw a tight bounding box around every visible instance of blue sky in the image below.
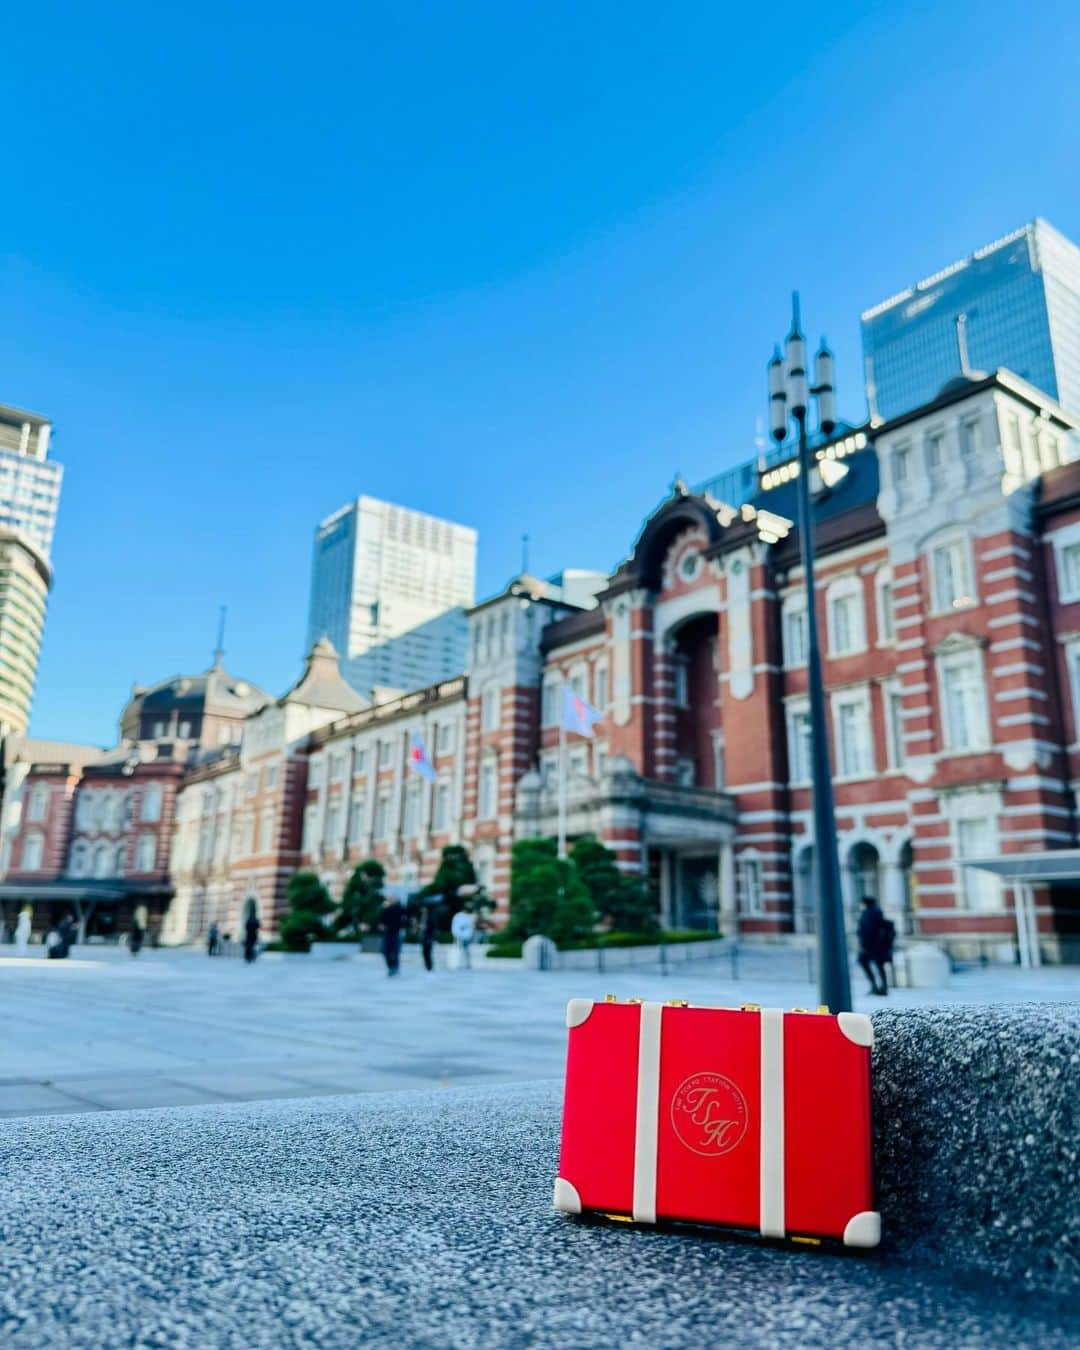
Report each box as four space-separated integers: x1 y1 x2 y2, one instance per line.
5 0 1079 744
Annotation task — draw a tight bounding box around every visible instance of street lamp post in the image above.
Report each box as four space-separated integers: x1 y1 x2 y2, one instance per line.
768 293 853 1013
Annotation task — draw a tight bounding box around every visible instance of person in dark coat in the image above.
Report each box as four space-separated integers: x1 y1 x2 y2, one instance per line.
381 895 405 977
857 895 888 996
57 915 76 958
243 912 260 964
128 919 144 957
419 894 441 974
207 922 220 957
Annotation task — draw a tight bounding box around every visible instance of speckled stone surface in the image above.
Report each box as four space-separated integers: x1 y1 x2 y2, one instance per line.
0 1005 1076 1347
872 1001 1079 1296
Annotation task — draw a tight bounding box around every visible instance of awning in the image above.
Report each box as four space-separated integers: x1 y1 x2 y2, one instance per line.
963 850 1080 883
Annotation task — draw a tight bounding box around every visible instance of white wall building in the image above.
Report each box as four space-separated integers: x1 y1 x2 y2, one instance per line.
306 496 477 698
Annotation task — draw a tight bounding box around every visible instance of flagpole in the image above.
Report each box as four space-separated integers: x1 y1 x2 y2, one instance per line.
557 683 568 861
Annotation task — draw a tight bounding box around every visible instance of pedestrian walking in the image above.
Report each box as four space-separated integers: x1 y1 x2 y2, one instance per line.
450 907 475 970
14 906 32 956
857 895 889 997
420 894 441 973
128 918 144 956
243 911 260 964
57 914 75 958
207 921 220 957
381 894 405 977
45 925 63 959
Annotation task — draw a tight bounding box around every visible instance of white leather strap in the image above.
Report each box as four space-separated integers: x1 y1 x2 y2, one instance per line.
759 1007 785 1238
632 1001 663 1223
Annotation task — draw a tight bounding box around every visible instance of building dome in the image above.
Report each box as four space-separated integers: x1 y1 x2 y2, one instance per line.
119 656 271 747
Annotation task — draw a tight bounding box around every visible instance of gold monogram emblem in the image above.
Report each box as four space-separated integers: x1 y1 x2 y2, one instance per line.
670 1072 749 1157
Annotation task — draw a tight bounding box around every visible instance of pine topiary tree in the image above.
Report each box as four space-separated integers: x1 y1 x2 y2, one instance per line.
571 835 659 933
420 844 494 929
506 838 596 948
335 859 386 937
279 871 334 952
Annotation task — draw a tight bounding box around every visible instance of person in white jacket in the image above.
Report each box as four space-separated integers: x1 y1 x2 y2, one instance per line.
450 908 475 970
14 906 32 956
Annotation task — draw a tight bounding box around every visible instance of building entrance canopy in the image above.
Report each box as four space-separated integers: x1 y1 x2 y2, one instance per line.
962 851 1080 969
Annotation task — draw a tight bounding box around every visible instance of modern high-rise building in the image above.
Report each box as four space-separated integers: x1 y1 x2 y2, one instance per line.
0 404 63 559
0 403 63 735
861 219 1080 422
306 496 477 697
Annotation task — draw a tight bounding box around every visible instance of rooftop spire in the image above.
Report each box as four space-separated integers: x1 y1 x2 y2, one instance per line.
212 604 227 669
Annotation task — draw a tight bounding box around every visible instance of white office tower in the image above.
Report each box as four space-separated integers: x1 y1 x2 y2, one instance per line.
0 404 62 735
306 496 477 697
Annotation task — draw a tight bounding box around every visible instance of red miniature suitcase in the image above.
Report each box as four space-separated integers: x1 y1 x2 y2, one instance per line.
554 997 879 1247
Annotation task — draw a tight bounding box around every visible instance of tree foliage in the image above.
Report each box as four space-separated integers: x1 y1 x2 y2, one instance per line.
335 859 386 937
505 838 596 948
570 836 659 933
279 871 334 952
419 844 494 929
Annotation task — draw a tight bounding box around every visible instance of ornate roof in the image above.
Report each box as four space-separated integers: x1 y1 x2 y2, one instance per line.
280 637 369 713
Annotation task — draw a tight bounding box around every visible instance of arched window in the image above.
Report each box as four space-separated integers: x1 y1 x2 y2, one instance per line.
141 783 162 824
102 791 121 832
93 842 113 878
75 791 95 831
22 832 44 871
27 783 49 823
68 839 90 877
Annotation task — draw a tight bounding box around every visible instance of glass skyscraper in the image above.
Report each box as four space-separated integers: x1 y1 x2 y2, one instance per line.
306 495 477 698
861 219 1080 422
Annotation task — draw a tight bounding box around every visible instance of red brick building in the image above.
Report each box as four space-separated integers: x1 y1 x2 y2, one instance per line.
15 366 1080 964
0 657 270 940
286 366 1080 962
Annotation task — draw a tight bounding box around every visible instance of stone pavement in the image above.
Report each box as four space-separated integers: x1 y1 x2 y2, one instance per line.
1 1079 1076 1348
1 943 1079 1117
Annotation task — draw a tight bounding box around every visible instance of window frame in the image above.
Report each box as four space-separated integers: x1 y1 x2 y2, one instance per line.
937 644 990 753
1051 521 1080 605
22 830 44 871
874 567 895 646
782 592 808 668
882 678 906 771
481 681 501 733
141 782 162 824
830 685 875 779
737 850 764 917
930 534 977 614
27 783 48 823
825 576 866 657
478 754 498 820
541 674 561 727
785 698 812 785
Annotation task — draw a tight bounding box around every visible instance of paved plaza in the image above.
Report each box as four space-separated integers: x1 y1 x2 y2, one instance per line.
2 944 1078 1118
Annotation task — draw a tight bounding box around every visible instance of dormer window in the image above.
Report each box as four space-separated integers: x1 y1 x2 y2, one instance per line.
681 553 701 581
925 431 943 471
892 444 911 483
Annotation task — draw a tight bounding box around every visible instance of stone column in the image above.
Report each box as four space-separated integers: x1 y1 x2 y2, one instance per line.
882 862 909 934
718 842 737 938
